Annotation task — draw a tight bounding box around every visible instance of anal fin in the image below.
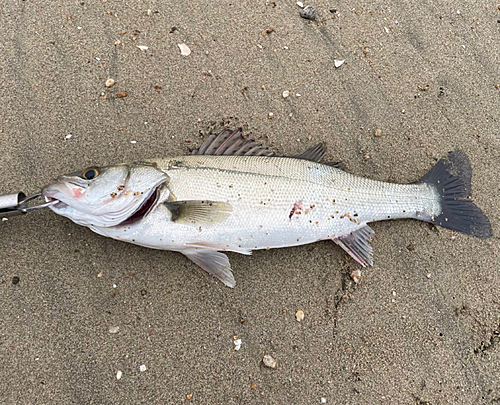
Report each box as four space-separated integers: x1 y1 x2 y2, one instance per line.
333 224 375 267
182 248 236 288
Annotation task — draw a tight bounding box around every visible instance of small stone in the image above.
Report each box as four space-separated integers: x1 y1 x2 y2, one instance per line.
351 269 362 284
296 1 304 7
282 90 290 98
116 91 127 98
109 326 120 334
334 59 345 68
139 364 147 372
105 78 115 88
251 382 257 389
97 272 103 278
268 112 274 119
295 310 305 322
300 5 316 20
374 128 382 137
116 370 123 380
178 43 191 56
147 9 152 16
426 273 432 279
186 394 193 400
114 40 121 46
321 398 327 404
12 276 20 285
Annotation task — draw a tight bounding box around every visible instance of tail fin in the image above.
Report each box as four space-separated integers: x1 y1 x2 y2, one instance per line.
419 151 492 238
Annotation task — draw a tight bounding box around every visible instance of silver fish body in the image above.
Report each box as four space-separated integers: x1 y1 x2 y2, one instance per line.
42 130 492 287
94 155 436 251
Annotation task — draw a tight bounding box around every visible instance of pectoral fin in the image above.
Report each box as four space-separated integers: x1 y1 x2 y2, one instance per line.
333 225 375 267
182 248 236 288
164 200 232 226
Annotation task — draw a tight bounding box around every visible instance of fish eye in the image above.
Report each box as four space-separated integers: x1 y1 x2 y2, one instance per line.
82 168 99 180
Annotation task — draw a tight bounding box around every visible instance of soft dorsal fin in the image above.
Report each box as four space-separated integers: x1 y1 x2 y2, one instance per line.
164 200 232 226
190 129 339 164
190 128 275 157
182 248 236 287
294 143 326 163
333 224 375 267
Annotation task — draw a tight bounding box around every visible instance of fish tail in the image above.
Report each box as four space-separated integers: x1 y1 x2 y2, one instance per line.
418 150 492 238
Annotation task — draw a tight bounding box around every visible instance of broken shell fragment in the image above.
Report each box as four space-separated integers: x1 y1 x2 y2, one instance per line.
334 59 345 68
178 43 191 56
263 354 277 368
136 45 149 51
351 269 362 284
295 310 305 322
105 78 115 88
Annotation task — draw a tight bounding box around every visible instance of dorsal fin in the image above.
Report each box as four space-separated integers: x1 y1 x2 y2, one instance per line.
294 143 326 163
190 129 338 164
190 129 275 157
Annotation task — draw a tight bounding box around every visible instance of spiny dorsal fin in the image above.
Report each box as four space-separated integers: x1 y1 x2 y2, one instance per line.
333 224 375 267
294 143 326 163
182 248 236 287
164 200 232 226
190 129 275 157
190 129 336 163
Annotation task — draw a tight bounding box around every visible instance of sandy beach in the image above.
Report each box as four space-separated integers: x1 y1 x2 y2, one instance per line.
1 0 499 403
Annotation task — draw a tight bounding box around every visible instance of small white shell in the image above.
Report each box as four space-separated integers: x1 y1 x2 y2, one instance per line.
334 59 345 68
137 45 149 51
178 43 191 56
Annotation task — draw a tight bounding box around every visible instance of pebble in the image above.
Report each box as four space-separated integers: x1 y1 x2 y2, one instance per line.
178 43 191 56
300 5 316 20
263 354 277 368
295 310 305 322
374 128 382 137
105 78 115 88
282 90 290 98
351 269 362 284
334 59 345 68
268 112 274 119
12 276 20 285
321 398 327 404
296 1 304 7
109 326 120 334
114 40 121 46
116 91 127 98
139 364 147 372
116 370 123 380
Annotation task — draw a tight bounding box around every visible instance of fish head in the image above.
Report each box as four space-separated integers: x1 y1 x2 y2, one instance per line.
42 163 168 227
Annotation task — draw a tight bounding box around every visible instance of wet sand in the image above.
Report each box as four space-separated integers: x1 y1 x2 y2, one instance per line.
1 1 499 403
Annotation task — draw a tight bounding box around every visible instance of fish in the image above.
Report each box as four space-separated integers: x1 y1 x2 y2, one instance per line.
42 129 493 287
